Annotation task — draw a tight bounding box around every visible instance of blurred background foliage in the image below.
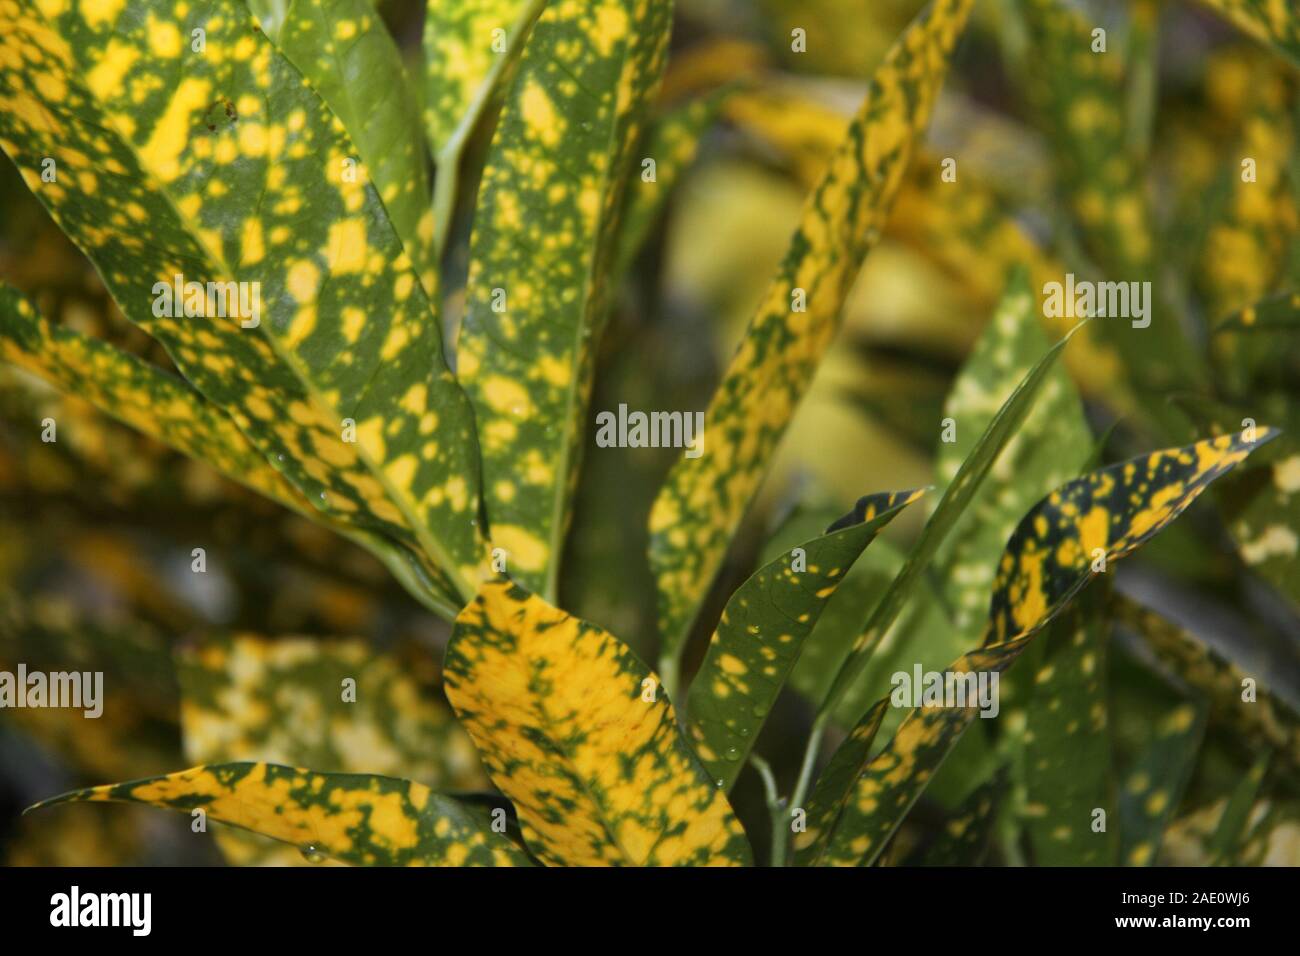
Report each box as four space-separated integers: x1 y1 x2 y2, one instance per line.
2 0 1300 865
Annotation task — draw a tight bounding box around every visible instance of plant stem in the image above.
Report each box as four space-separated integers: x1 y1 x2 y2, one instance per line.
749 755 787 867
789 713 828 823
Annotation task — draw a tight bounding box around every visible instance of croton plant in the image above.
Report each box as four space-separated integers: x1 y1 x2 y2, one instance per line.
0 0 1298 867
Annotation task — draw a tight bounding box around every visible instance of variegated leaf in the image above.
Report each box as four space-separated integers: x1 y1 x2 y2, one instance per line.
0 0 487 606
911 772 1004 865
822 295 1081 722
685 489 925 790
1120 703 1207 866
722 81 1128 408
1019 0 1203 396
612 89 726 284
932 266 1091 643
0 283 305 512
29 762 533 866
792 697 890 866
444 578 753 866
1022 586 1117 865
178 634 488 866
272 0 437 294
459 0 673 599
647 0 975 657
797 429 1274 866
422 0 544 244
1115 593 1300 774
1208 753 1271 865
0 284 463 617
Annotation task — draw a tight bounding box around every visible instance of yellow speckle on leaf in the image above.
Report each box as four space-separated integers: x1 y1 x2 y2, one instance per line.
287 260 320 303
520 81 560 147
326 220 368 274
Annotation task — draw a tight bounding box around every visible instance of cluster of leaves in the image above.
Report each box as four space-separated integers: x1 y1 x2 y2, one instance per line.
1 0 1298 866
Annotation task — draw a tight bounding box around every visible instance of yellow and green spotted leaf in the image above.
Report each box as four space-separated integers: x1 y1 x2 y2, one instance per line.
766 505 907 714
443 578 753 866
0 592 180 782
1115 594 1300 775
612 89 727 284
822 299 1081 722
795 429 1273 866
0 284 306 513
685 489 925 790
722 81 1128 408
887 154 1130 408
647 0 975 656
1119 703 1207 866
178 634 488 865
0 284 462 617
909 772 1004 865
795 640 1028 867
1207 753 1271 865
1193 0 1300 67
1022 586 1118 866
422 0 541 159
272 0 438 295
28 762 533 866
987 429 1276 643
422 0 544 244
1196 73 1297 334
931 267 1092 643
1226 426 1300 605
459 0 673 599
0 0 487 604
792 698 890 867
1019 0 1203 396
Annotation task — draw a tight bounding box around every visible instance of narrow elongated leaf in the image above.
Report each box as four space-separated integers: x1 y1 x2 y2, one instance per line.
797 429 1273 865
28 762 534 866
723 82 1128 408
0 0 487 604
911 772 1004 865
1023 586 1117 865
1170 391 1300 604
1197 75 1297 331
1114 594 1300 774
986 430 1276 643
0 285 462 616
180 635 485 790
796 640 1027 867
686 489 925 790
612 90 727 284
793 698 890 866
1208 753 1271 865
1192 0 1300 67
932 267 1092 642
648 0 975 656
822 305 1082 721
423 0 544 245
458 0 673 599
771 508 907 712
178 634 487 865
273 0 437 295
444 578 753 866
1120 703 1207 866
422 0 541 160
1019 0 1203 395
0 284 304 512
